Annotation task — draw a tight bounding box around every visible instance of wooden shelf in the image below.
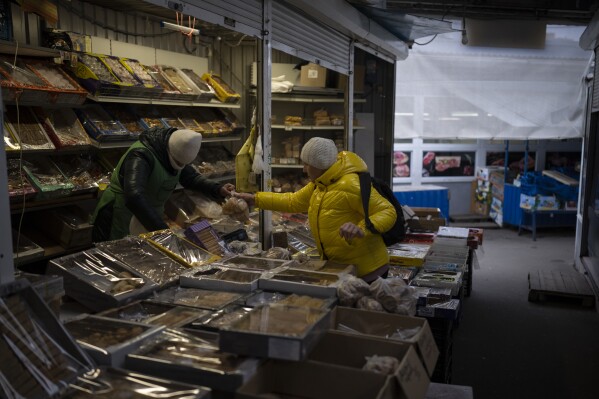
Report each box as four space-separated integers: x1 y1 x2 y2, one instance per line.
88 95 241 108
0 40 61 58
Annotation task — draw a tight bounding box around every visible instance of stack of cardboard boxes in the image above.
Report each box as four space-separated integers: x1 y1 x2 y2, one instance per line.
471 167 501 217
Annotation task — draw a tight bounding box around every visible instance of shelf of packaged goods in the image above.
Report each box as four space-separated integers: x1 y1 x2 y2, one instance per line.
10 193 98 214
271 125 365 131
271 164 303 169
0 40 61 58
87 95 241 108
89 135 241 149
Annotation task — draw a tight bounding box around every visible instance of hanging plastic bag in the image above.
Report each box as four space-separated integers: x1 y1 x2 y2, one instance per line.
252 126 265 175
236 109 259 192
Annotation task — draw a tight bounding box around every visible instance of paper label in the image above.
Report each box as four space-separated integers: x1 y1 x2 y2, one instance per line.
308 69 319 79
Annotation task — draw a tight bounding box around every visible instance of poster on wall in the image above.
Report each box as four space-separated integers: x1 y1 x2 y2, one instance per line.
422 151 474 177
486 151 536 173
393 151 410 177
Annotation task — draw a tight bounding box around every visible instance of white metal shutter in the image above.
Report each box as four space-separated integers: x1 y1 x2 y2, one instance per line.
593 48 599 112
271 1 351 75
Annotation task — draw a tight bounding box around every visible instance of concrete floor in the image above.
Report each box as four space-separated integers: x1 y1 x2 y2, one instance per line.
452 228 599 399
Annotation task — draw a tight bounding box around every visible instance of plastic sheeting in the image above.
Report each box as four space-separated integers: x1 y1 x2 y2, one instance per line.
395 25 592 140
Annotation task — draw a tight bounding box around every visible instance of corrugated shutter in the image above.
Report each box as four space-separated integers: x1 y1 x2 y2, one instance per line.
271 1 351 75
593 48 599 112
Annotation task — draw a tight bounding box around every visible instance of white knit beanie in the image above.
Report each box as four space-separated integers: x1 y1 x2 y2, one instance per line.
300 137 338 170
168 129 202 169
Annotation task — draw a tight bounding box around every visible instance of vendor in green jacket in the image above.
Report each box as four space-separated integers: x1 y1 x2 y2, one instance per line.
92 127 234 242
234 137 396 281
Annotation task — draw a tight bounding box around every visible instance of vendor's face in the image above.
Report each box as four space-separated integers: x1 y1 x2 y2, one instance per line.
303 163 325 182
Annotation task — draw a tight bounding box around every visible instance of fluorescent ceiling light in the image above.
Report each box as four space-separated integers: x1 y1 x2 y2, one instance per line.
395 112 414 116
439 117 460 121
451 112 479 117
161 21 200 36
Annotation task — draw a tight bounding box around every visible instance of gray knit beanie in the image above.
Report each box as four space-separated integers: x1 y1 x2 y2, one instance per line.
300 137 338 170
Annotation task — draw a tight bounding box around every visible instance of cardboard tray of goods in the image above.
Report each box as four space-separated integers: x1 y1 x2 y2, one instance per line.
0 59 53 103
236 359 396 399
410 270 463 296
35 107 91 148
157 65 202 101
64 314 164 367
180 68 217 102
218 303 332 361
0 279 94 399
98 300 211 328
119 58 163 91
21 158 74 200
102 103 146 139
201 72 240 103
75 105 130 141
330 307 439 377
185 304 253 333
126 328 261 392
149 286 246 311
4 105 55 150
25 60 88 105
288 259 357 276
7 159 38 201
47 248 158 312
258 268 341 297
180 265 262 293
73 53 135 97
214 255 289 272
102 55 162 98
387 243 430 267
144 65 182 100
51 155 103 195
66 367 209 398
140 229 221 268
307 331 430 399
96 236 189 288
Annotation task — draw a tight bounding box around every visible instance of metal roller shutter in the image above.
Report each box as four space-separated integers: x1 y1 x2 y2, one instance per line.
593 48 599 112
271 1 351 75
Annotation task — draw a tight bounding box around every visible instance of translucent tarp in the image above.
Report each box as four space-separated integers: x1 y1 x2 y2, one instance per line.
395 25 592 140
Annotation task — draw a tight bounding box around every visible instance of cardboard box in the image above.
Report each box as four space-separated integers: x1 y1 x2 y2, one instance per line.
417 299 461 320
472 201 490 216
300 63 327 87
258 269 340 297
38 205 92 248
237 360 395 399
407 217 446 233
308 331 430 399
219 304 332 361
330 307 439 376
387 244 430 267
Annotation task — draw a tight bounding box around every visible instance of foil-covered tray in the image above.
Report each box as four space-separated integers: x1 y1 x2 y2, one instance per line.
150 286 244 311
47 248 158 311
141 229 220 268
126 328 260 392
64 315 164 367
96 236 188 287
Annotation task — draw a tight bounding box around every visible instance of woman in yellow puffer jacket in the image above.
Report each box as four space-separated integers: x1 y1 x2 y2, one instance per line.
234 137 396 281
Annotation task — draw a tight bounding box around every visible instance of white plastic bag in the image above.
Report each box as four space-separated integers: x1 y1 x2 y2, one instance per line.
252 128 265 174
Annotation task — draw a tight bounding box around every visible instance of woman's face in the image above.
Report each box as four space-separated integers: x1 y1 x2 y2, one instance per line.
303 163 325 181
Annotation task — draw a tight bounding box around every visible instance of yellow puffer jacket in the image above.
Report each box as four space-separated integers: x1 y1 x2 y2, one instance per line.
256 151 396 277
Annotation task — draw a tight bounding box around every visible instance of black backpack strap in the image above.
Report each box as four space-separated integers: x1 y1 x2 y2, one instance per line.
358 172 379 234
